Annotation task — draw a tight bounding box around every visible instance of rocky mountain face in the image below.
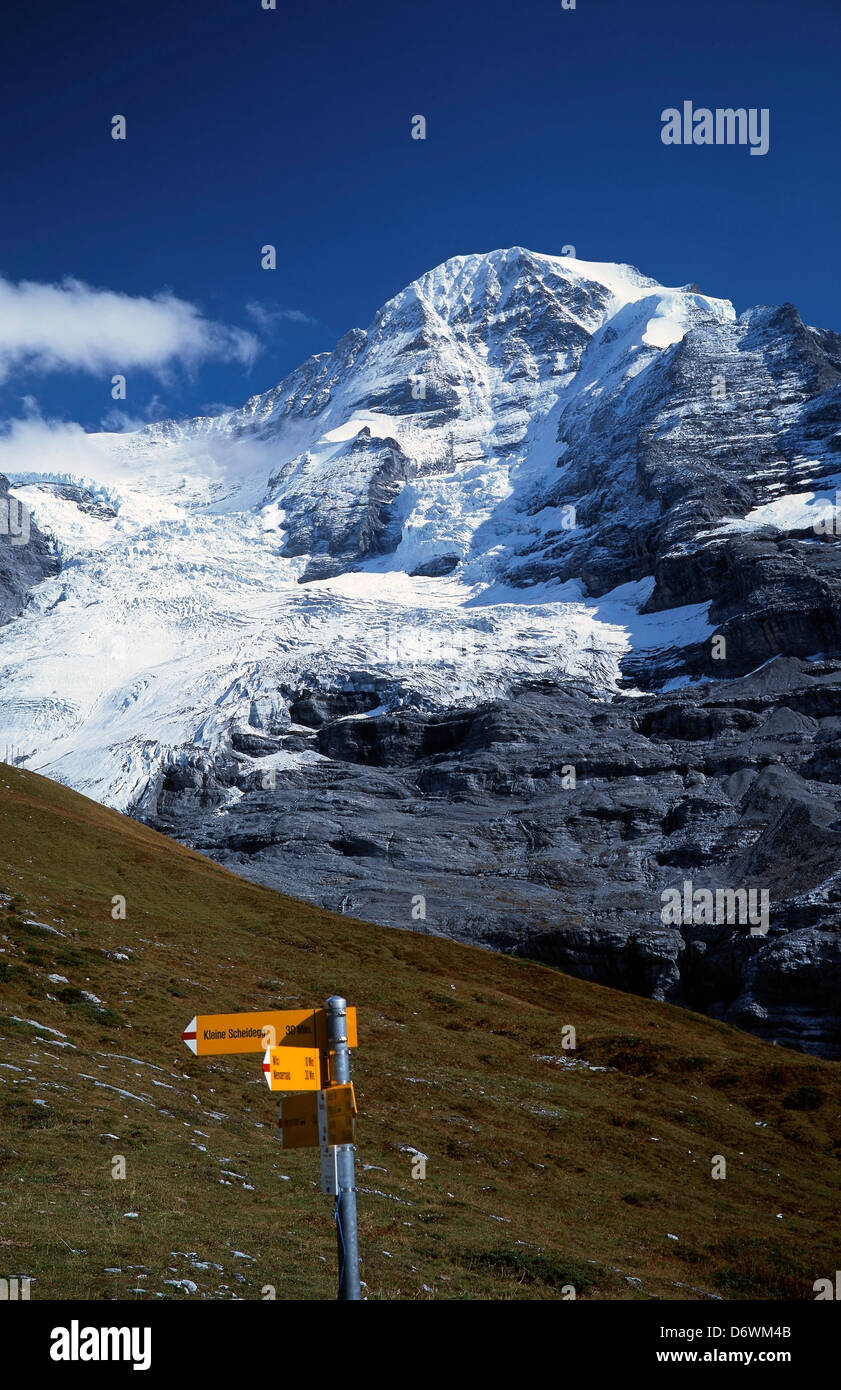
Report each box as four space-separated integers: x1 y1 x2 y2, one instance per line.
0 473 58 627
143 655 841 1058
2 248 841 1054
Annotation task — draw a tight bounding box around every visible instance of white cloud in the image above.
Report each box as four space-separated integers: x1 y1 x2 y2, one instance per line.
100 395 169 432
0 411 281 512
0 276 259 382
0 416 126 483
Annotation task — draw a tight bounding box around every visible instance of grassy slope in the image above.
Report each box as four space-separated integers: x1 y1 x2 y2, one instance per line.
0 765 839 1302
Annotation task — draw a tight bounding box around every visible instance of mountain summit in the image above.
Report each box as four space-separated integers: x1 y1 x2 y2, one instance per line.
0 250 775 795
2 248 841 1053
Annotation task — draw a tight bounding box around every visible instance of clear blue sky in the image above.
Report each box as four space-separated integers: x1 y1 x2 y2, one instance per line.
0 0 838 431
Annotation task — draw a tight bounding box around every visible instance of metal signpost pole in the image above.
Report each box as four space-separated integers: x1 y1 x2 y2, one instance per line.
325 994 361 1301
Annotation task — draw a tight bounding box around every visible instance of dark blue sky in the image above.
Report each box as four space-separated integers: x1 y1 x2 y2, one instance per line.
1 0 838 431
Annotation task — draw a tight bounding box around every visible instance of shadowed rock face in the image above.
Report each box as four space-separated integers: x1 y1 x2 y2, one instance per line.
0 475 59 626
269 431 436 582
141 656 841 1058
509 302 841 684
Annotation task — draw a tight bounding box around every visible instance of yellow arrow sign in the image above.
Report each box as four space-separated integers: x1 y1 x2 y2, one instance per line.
323 1082 357 1145
278 1084 358 1149
278 1092 321 1149
263 1045 321 1092
182 1007 357 1055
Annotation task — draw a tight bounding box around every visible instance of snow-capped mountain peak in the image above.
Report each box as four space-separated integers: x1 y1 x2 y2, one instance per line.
0 248 836 817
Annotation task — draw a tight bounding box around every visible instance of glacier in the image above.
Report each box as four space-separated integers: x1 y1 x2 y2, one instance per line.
0 249 732 806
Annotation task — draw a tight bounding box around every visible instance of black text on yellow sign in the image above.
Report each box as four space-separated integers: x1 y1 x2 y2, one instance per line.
182 1007 358 1055
262 1045 322 1091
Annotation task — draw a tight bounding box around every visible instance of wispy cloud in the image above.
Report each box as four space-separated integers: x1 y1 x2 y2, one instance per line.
0 410 281 501
0 415 130 483
100 395 170 432
0 276 259 382
245 300 318 334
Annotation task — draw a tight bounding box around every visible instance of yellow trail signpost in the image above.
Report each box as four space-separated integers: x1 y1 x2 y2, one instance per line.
181 996 361 1301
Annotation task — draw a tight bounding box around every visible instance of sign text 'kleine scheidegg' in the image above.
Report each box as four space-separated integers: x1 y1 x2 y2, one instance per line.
181 1007 357 1056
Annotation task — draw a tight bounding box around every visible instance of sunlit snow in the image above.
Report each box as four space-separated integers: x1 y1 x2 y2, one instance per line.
0 250 725 809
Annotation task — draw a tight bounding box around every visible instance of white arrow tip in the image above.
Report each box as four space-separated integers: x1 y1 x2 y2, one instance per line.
181 1017 198 1055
